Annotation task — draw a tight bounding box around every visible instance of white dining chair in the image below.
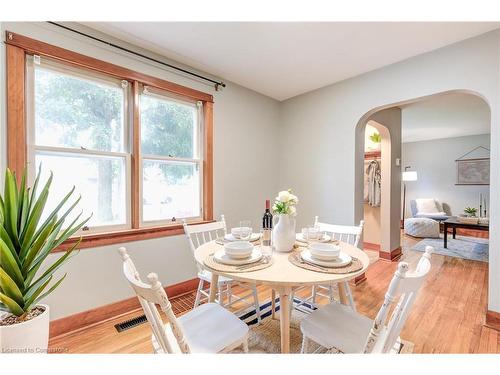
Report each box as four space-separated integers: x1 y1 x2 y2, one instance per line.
300 246 433 354
118 247 249 353
182 216 261 323
291 217 364 313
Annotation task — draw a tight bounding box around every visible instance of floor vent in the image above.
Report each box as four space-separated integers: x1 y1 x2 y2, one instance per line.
114 315 147 332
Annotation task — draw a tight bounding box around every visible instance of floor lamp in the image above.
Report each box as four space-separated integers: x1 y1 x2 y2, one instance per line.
402 167 418 229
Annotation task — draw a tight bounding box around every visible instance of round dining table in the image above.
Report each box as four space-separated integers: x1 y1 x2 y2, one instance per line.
194 240 370 353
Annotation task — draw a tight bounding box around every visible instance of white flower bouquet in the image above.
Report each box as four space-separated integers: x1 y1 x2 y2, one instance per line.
272 189 298 216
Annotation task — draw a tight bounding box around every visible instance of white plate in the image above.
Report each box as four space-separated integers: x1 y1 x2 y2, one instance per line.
295 233 332 243
214 248 263 265
224 233 261 242
300 250 352 268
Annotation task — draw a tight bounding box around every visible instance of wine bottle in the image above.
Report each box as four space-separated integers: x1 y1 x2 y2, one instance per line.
262 200 273 246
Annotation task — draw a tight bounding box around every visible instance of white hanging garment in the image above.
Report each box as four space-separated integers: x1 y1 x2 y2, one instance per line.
366 160 381 207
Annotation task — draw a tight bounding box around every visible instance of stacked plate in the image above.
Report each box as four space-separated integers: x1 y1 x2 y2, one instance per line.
214 241 263 265
296 233 332 243
301 243 351 268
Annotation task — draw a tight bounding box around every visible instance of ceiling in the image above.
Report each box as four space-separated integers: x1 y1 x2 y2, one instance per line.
83 22 500 101
402 93 491 143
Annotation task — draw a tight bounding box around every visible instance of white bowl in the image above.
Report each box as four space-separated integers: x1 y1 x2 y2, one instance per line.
231 226 252 239
224 241 254 259
309 243 341 261
301 227 321 240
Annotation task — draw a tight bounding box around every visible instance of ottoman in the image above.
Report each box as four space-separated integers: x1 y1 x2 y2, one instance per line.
404 217 440 238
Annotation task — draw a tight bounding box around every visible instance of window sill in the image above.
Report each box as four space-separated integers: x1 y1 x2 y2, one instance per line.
54 220 214 253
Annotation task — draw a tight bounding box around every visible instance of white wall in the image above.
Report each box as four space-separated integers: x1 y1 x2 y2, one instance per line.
279 30 500 312
0 22 280 319
403 134 491 217
402 93 491 143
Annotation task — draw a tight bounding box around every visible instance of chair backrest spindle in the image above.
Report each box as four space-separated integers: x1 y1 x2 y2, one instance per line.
363 246 433 353
118 247 190 354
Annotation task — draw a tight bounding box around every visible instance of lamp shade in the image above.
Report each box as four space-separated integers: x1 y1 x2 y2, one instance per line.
402 171 418 181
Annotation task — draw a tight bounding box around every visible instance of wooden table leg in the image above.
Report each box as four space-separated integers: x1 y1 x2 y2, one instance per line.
209 274 219 303
452 226 456 239
277 287 292 353
271 289 276 320
444 222 448 248
338 282 349 305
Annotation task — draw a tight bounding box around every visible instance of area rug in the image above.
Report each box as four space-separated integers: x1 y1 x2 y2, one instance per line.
231 310 414 354
411 236 488 262
233 302 414 354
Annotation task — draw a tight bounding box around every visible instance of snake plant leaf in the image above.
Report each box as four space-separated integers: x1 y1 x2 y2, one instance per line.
17 169 26 226
30 186 76 247
21 217 57 275
0 292 24 317
0 225 21 267
24 220 64 283
0 267 24 307
26 274 67 312
19 172 52 250
23 274 52 310
0 238 24 290
25 240 80 296
4 169 20 248
0 194 4 227
26 164 42 217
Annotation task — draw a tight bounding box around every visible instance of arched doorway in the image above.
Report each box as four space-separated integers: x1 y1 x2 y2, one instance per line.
355 90 491 262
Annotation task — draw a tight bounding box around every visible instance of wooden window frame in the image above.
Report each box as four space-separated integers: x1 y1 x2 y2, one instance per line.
5 31 214 252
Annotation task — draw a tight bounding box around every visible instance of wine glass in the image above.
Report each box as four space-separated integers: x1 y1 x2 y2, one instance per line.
238 220 252 240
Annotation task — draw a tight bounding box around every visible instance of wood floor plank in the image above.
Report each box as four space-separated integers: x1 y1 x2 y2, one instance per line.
48 234 496 354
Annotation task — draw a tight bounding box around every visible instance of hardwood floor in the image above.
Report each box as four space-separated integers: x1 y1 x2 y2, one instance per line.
48 235 498 354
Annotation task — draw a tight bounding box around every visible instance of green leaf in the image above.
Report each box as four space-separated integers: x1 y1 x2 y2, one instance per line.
23 275 52 310
0 267 24 307
17 168 27 227
25 240 79 296
0 225 21 267
0 238 24 290
27 274 67 311
21 217 57 275
4 169 20 248
0 292 24 317
19 172 53 250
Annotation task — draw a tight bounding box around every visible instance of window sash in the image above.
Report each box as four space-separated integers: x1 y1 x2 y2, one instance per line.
138 86 204 226
26 55 133 234
139 157 203 227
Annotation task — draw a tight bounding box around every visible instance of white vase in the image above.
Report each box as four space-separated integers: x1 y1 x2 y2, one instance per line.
272 214 296 253
0 304 50 354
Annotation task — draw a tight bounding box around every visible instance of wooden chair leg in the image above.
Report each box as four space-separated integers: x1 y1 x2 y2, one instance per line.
301 336 311 354
343 282 357 312
271 289 276 319
194 279 204 307
252 285 261 323
242 336 249 353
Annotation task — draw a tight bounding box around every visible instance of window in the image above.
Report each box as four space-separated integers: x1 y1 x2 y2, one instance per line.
7 35 214 247
27 57 130 233
140 89 202 224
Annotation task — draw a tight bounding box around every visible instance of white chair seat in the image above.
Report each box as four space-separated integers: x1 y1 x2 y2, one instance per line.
198 269 232 284
300 302 373 353
153 303 248 353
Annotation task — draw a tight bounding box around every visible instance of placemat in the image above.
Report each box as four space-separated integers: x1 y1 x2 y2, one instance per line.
288 252 363 274
204 254 274 273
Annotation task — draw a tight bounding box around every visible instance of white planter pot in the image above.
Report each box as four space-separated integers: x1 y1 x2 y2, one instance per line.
272 214 296 253
0 304 49 354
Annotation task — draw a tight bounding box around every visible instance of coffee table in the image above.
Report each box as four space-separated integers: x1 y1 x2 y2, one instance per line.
442 217 489 248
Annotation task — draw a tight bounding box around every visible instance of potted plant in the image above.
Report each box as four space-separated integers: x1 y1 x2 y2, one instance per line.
463 207 478 217
0 167 89 353
368 132 381 151
272 189 298 252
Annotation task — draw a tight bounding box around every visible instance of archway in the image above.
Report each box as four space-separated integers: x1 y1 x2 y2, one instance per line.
354 90 491 262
